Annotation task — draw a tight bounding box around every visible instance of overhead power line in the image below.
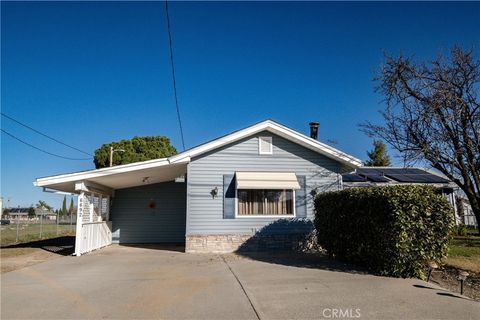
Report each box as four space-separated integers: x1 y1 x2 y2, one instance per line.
1 129 91 161
1 112 93 156
165 0 186 151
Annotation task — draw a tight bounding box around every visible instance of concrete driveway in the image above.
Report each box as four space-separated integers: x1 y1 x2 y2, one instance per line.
1 245 478 319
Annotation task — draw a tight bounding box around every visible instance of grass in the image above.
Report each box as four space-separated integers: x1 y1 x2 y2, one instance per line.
445 233 480 273
1 223 75 247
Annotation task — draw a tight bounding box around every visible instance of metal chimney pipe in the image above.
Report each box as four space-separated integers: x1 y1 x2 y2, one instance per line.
309 122 319 139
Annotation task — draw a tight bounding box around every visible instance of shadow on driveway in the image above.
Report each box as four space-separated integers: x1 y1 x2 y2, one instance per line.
235 251 367 275
1 236 75 256
119 243 185 253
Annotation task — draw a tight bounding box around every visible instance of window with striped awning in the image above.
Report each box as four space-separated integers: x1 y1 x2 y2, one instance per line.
235 172 299 216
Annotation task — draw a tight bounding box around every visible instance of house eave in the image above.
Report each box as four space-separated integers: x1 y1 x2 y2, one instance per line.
34 119 362 193
168 120 362 167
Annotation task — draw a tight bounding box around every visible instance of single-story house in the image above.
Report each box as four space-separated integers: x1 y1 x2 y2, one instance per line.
34 120 362 255
4 208 57 221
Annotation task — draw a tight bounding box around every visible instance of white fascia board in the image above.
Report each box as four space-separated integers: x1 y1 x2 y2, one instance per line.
267 123 363 167
168 121 270 163
168 120 362 167
33 120 362 188
34 158 173 187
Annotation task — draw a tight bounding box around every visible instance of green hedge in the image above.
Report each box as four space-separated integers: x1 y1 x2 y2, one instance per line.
314 185 454 278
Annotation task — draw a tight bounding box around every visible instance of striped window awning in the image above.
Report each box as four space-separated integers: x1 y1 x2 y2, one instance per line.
235 172 301 190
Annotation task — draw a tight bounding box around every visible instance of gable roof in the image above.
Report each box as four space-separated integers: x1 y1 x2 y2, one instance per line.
34 119 362 191
168 119 362 166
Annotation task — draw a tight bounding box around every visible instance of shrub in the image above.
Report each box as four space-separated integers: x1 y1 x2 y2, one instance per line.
314 185 454 278
453 224 468 236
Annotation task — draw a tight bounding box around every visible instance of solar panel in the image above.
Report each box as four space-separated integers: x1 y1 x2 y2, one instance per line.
342 173 367 182
385 174 449 183
357 168 428 176
356 168 384 175
416 174 449 183
366 175 390 182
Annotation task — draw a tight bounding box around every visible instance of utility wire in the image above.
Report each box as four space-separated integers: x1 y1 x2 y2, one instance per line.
1 129 91 161
165 0 186 151
1 112 93 156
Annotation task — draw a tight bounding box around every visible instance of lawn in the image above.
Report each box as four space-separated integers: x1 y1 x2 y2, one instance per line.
1 223 75 247
445 233 480 273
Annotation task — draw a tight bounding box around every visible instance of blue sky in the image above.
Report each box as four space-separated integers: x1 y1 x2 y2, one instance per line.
1 1 479 209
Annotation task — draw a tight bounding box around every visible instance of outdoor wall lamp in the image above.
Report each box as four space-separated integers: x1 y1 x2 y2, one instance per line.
458 270 469 295
210 187 218 199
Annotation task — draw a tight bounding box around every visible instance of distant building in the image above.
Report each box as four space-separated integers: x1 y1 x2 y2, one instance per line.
6 207 56 221
455 196 478 227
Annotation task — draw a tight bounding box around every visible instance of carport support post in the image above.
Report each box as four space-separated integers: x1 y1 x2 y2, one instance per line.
74 192 84 256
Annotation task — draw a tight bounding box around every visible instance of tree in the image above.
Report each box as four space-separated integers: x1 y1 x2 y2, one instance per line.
2 208 10 218
61 196 67 217
68 198 75 215
365 140 391 166
361 47 480 232
28 207 36 219
36 200 53 212
93 136 177 169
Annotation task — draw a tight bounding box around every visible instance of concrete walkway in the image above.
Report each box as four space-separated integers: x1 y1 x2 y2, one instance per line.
1 245 478 319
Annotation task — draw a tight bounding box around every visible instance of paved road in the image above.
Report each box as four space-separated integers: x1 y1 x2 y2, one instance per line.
1 245 478 319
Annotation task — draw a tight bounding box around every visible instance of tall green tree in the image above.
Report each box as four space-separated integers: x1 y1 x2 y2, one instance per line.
68 198 75 215
36 200 53 212
2 208 10 218
365 140 391 166
93 136 177 169
61 196 67 216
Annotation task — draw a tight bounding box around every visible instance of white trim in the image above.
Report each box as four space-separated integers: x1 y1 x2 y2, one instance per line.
234 188 296 218
258 136 273 155
34 158 173 187
74 192 84 256
168 120 362 167
34 120 361 188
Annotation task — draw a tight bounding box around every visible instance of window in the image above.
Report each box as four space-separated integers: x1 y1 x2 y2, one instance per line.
237 189 294 216
259 136 273 154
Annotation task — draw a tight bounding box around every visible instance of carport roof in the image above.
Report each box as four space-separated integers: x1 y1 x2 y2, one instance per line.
34 119 362 193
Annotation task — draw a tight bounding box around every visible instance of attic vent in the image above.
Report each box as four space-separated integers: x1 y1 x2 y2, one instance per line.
259 136 273 154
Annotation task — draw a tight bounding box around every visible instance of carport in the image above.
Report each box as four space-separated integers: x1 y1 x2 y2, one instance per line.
34 158 188 256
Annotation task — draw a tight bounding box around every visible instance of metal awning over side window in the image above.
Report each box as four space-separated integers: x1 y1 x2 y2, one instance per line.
235 172 301 190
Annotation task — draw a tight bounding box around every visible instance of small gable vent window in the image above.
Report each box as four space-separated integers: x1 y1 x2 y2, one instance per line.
259 136 273 155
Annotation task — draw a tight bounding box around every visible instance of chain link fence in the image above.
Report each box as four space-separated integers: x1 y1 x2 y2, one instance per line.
1 214 77 246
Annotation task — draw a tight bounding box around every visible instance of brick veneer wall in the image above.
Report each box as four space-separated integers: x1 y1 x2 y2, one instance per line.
185 233 312 253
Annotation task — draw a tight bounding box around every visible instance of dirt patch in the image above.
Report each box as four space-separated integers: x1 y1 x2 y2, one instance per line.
0 236 75 273
0 248 63 273
430 267 480 301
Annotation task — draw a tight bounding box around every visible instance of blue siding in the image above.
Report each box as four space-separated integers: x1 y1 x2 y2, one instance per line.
186 131 349 236
111 181 186 243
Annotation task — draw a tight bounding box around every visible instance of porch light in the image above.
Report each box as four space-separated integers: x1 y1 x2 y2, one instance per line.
211 187 218 199
426 261 438 282
458 270 469 295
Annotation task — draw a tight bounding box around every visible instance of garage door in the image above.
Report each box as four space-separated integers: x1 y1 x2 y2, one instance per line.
111 181 186 243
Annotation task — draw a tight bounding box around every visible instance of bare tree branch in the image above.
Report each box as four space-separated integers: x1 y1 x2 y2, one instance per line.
360 47 480 231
